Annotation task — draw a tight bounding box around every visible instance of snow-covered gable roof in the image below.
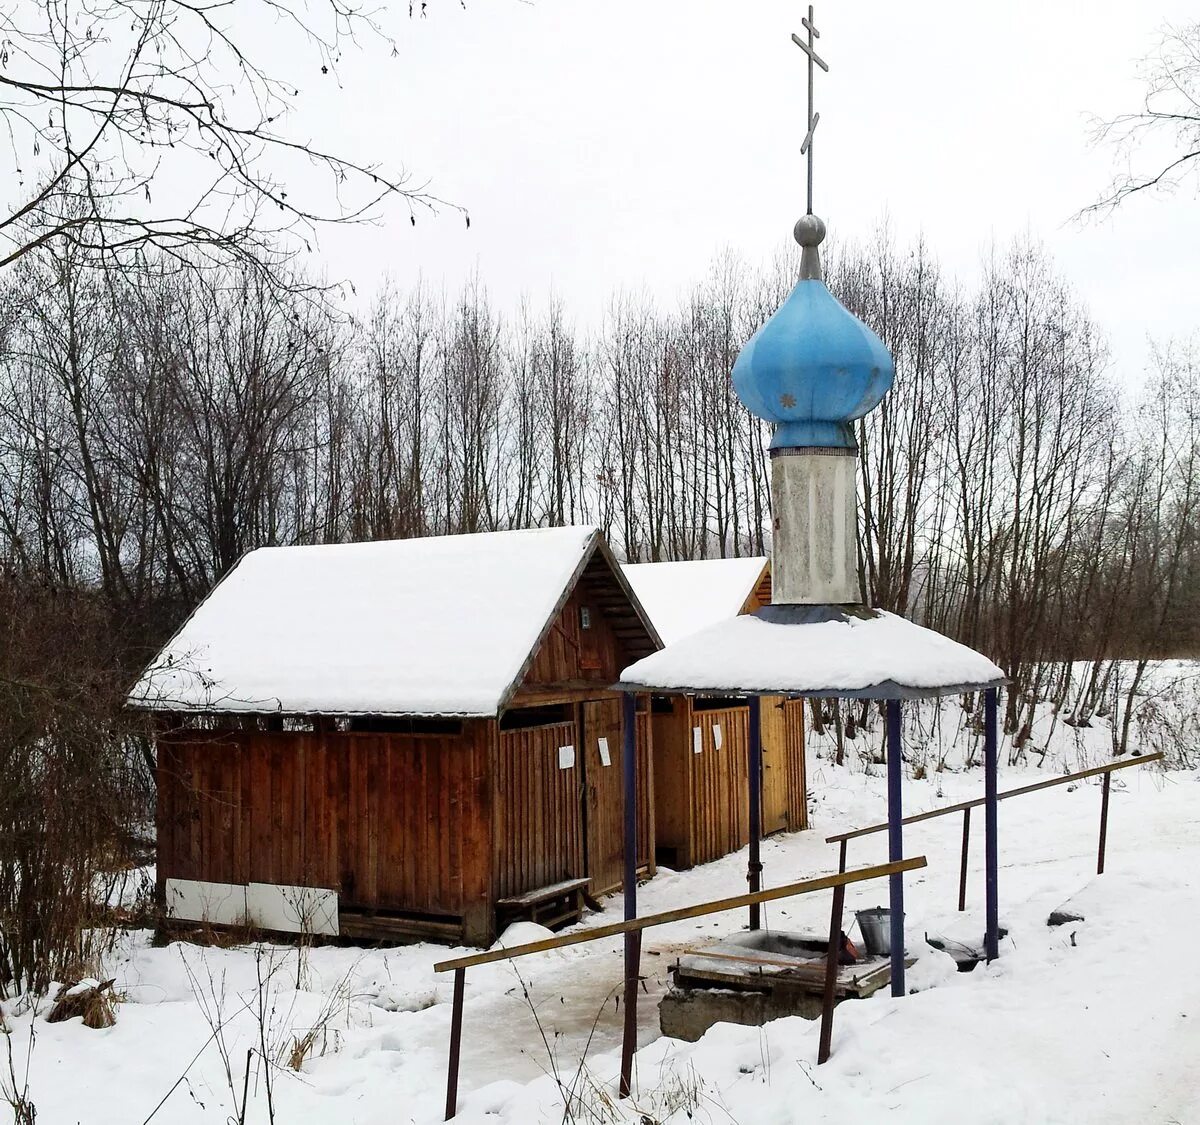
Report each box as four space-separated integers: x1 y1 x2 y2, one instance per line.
618 604 1005 699
129 526 655 717
620 557 769 645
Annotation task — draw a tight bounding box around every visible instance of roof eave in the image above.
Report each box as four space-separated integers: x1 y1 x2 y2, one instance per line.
612 676 1008 700
128 700 500 719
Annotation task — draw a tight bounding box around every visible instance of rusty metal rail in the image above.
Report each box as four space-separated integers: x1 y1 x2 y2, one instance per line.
434 855 928 1119
827 752 1163 908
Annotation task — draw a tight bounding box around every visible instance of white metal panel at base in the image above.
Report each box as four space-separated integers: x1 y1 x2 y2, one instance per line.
164 878 339 936
164 879 248 927
245 883 339 936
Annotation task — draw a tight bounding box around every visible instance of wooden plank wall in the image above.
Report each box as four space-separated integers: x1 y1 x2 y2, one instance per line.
492 721 584 900
781 699 809 831
688 705 751 867
650 695 809 869
759 696 791 834
157 726 493 938
493 704 655 903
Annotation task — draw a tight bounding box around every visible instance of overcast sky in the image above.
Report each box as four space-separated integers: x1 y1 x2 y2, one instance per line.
303 0 1196 388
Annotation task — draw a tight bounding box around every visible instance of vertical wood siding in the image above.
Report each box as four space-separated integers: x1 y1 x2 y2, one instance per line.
781 699 809 831
492 721 584 899
649 697 809 869
760 695 791 834
157 725 492 930
157 711 652 938
688 706 751 867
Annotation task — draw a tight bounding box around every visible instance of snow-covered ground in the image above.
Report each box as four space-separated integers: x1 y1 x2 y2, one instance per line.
4 678 1198 1124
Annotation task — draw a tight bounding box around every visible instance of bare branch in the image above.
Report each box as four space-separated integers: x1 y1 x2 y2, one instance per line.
0 0 465 277
1081 21 1200 217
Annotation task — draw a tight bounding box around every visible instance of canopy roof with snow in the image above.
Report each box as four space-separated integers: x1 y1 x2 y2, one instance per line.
620 557 769 646
128 526 659 718
618 604 1005 699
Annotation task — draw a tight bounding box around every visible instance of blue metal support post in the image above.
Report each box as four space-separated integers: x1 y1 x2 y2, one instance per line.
748 695 763 930
619 691 639 1097
886 698 905 997
622 691 638 922
984 687 1000 961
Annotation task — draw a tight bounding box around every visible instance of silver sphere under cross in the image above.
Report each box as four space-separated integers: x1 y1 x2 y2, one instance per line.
794 213 826 248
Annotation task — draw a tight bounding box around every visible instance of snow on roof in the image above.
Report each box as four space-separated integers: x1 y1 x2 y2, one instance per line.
620 557 768 645
128 526 607 717
618 605 1005 698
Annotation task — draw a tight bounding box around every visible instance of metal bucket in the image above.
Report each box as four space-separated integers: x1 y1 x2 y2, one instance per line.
855 907 898 957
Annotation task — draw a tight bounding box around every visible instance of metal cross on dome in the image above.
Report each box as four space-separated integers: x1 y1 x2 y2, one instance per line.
792 4 829 216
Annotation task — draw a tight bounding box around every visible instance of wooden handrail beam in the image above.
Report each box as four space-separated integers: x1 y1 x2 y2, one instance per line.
826 752 1164 845
434 856 928 973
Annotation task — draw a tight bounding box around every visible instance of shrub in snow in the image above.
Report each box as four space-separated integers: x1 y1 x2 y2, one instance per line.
45 978 116 1029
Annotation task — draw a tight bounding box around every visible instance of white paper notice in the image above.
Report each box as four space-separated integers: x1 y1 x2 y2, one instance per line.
558 744 576 770
598 737 611 767
713 723 723 750
692 726 703 754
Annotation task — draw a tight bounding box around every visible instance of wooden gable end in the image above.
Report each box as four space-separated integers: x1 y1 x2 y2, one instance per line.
522 582 622 687
741 561 772 615
511 545 658 704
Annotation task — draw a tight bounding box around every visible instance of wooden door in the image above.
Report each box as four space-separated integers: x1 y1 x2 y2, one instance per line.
688 705 750 866
581 698 625 895
494 721 584 898
650 701 691 867
782 699 809 831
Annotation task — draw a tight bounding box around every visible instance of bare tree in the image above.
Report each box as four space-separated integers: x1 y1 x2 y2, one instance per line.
1084 21 1200 214
0 0 460 273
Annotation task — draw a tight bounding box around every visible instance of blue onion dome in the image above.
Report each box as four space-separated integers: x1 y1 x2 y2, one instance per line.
732 215 894 450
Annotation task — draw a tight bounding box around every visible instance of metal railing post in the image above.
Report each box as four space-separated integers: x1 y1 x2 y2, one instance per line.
958 806 971 912
818 882 846 1064
1097 769 1112 875
619 929 641 1097
444 968 466 1120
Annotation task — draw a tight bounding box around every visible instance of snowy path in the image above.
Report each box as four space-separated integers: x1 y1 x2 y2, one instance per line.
5 759 1196 1124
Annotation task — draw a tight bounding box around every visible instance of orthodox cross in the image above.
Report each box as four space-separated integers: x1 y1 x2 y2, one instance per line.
791 5 829 216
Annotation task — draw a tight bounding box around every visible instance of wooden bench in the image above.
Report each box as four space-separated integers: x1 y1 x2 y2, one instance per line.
496 878 590 932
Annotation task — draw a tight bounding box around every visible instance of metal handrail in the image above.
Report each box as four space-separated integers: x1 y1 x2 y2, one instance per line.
436 855 928 1118
827 752 1164 909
